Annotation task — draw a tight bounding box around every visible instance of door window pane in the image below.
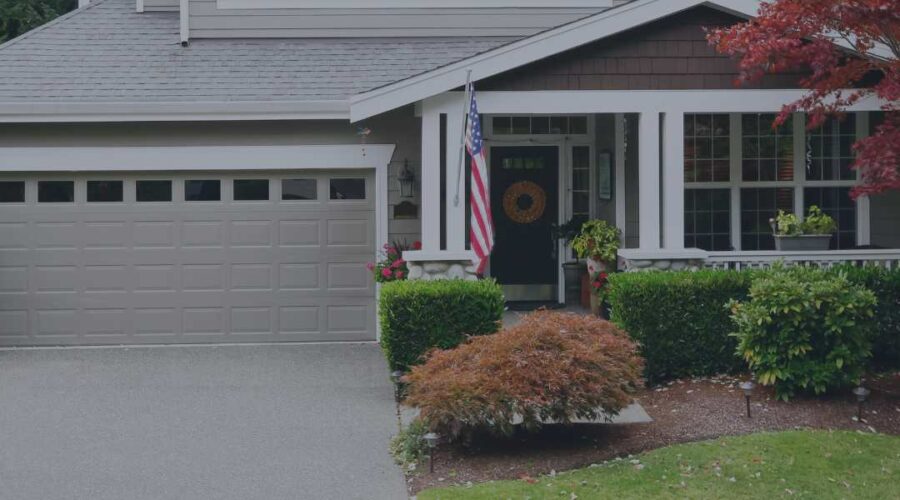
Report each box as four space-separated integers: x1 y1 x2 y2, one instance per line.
571 146 591 224
684 189 731 251
806 115 857 181
87 180 123 202
282 179 317 200
234 179 269 201
330 178 366 200
741 113 794 182
684 114 730 182
740 187 794 250
185 180 221 201
38 181 74 203
136 180 172 202
0 181 25 203
805 187 856 249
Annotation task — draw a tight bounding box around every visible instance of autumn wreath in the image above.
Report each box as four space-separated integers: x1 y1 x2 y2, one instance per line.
502 181 546 224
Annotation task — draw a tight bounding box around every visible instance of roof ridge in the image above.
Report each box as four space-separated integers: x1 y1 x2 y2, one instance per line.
0 0 113 52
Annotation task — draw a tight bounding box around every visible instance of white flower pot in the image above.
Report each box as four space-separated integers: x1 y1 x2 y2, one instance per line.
586 258 608 276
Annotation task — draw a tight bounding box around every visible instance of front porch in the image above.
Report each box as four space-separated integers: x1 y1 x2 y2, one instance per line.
403 89 900 301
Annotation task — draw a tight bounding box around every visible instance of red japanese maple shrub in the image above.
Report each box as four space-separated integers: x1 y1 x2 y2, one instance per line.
403 311 644 440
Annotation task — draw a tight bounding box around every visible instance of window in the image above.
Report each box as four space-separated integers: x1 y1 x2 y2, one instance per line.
740 188 794 250
0 181 25 203
136 180 172 202
234 179 269 201
742 113 794 182
87 181 123 203
185 180 221 201
806 115 856 181
282 179 317 200
570 146 591 226
38 181 74 203
330 178 366 200
805 187 856 249
492 115 588 135
685 189 731 251
684 114 730 182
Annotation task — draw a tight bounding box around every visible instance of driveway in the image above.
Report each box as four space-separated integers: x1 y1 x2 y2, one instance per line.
0 343 407 500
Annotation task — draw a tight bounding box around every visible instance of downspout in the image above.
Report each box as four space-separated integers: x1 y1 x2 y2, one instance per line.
180 0 190 46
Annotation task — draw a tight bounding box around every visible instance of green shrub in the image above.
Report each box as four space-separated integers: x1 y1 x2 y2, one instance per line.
389 418 429 466
379 279 504 371
837 265 900 369
608 270 754 383
730 267 876 401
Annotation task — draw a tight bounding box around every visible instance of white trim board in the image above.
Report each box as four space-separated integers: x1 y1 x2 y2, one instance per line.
0 145 396 173
219 0 612 7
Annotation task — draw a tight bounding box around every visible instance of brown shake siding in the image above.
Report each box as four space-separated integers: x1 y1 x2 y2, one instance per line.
479 6 807 92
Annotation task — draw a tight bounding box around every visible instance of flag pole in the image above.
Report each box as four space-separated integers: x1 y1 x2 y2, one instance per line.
453 70 473 207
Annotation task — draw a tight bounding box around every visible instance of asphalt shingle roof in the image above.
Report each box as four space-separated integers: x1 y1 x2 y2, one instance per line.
0 0 518 103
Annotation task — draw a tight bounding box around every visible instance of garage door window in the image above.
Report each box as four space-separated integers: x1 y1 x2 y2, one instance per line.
185 180 221 201
0 181 25 203
87 181 124 202
136 180 172 202
282 179 317 201
38 181 74 203
234 179 269 201
330 178 366 200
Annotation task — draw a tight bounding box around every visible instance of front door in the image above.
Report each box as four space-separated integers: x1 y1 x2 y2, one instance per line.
489 146 559 302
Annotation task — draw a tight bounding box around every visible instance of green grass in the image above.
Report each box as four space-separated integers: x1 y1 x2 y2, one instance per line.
418 431 900 500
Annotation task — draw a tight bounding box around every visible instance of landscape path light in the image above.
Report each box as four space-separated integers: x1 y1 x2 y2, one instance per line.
423 432 440 473
390 370 405 402
740 381 755 418
852 386 871 421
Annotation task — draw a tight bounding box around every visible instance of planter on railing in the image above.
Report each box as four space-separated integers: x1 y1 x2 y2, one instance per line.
773 234 832 251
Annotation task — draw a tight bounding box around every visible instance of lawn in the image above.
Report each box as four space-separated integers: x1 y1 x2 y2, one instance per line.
418 431 900 499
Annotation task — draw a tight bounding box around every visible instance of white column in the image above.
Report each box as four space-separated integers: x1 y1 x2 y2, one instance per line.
663 111 685 249
639 112 661 249
856 111 871 245
419 104 442 251
614 114 627 239
445 103 467 252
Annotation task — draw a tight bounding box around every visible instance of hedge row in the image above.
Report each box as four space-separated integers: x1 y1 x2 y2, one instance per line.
379 279 504 371
608 266 900 383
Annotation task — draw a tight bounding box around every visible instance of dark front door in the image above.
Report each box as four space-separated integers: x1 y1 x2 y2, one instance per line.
489 146 559 302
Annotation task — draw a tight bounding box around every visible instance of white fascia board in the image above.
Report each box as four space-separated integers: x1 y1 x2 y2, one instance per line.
0 100 350 123
349 0 710 121
219 0 613 8
0 144 396 173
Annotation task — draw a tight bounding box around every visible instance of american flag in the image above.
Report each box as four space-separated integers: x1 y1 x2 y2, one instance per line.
465 83 494 274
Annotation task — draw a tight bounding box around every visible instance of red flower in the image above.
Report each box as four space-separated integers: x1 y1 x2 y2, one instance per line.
381 268 393 279
412 241 422 250
395 271 405 280
391 258 405 269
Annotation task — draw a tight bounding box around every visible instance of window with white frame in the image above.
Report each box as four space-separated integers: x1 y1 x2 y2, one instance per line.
682 114 732 251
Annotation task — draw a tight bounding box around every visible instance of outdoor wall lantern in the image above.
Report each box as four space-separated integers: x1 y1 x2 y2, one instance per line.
423 432 441 473
399 159 416 198
852 385 871 421
740 381 755 418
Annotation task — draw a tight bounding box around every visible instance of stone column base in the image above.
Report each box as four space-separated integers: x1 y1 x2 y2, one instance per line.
618 249 710 272
407 260 479 281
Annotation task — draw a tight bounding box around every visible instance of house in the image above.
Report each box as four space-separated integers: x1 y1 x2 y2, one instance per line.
0 0 897 346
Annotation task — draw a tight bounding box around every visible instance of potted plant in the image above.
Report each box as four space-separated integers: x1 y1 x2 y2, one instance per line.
589 270 611 317
571 219 621 276
770 206 837 251
553 218 589 305
367 240 421 283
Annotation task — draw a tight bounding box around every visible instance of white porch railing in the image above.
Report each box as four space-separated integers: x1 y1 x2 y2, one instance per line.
705 250 900 271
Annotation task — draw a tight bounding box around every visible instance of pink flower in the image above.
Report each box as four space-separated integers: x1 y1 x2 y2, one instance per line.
381 268 392 279
395 271 405 280
386 246 398 256
391 258 405 269
366 262 375 271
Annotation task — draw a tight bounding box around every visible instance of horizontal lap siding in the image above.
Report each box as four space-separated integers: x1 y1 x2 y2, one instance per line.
144 0 179 11
187 0 605 38
480 7 807 91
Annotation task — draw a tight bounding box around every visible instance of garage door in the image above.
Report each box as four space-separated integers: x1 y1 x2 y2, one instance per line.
0 171 376 346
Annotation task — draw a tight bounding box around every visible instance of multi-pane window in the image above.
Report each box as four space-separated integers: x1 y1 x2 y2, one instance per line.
740 187 795 251
742 113 794 182
684 114 730 182
685 189 731 251
805 187 856 249
570 146 591 226
492 115 588 135
806 115 856 181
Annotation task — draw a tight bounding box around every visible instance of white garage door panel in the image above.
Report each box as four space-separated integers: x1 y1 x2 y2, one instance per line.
0 171 376 346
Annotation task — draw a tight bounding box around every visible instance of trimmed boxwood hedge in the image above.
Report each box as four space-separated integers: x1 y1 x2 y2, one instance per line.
608 266 900 383
379 279 504 371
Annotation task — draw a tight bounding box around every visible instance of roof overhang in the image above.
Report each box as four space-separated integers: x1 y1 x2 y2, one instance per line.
0 100 350 123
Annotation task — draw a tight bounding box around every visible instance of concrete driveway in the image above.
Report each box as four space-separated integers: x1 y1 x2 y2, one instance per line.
0 343 407 500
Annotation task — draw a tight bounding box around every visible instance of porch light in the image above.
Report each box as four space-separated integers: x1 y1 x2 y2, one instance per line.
399 159 416 198
740 381 755 418
423 432 441 473
852 386 871 421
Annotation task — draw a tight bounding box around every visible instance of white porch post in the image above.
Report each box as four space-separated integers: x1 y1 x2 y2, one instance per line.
419 102 442 251
445 100 467 252
662 111 685 249
639 112 661 249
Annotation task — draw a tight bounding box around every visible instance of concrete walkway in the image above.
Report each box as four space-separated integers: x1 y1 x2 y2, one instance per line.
0 344 407 500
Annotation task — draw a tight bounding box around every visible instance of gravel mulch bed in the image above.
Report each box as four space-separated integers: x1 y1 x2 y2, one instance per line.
406 371 900 494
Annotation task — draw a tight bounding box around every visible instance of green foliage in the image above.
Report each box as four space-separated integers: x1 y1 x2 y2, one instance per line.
389 418 429 467
773 210 803 236
571 219 620 263
0 0 76 43
608 270 754 383
729 266 876 401
802 205 838 235
379 279 504 371
835 264 900 369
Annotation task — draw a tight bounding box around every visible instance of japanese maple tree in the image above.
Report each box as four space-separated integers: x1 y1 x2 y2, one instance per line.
708 0 899 198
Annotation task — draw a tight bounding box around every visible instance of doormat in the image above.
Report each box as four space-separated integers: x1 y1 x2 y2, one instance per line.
505 301 566 312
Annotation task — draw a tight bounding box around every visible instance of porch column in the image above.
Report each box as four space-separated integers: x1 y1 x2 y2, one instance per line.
419 103 442 251
639 112 661 249
445 103 467 252
662 111 685 249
